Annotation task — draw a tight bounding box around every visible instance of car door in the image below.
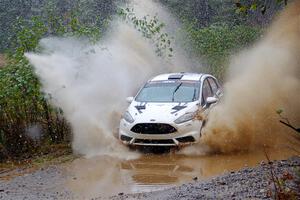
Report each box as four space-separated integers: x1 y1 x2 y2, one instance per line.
199 78 220 134
198 79 211 117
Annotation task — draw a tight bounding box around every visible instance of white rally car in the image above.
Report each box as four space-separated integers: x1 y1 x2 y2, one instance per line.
119 72 222 146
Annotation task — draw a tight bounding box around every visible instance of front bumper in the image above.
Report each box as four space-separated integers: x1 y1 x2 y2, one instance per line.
119 119 202 146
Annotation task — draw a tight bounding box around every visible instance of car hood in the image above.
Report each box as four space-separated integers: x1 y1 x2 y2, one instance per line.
127 101 199 124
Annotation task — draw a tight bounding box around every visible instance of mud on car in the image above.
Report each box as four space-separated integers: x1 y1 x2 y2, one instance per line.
119 72 222 146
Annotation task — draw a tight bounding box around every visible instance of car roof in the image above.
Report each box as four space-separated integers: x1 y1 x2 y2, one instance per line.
150 72 206 82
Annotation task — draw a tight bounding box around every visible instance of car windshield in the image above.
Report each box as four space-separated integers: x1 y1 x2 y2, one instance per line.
135 81 200 103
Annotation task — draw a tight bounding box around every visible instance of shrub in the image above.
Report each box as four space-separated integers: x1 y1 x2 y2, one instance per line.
184 22 261 80
0 14 101 159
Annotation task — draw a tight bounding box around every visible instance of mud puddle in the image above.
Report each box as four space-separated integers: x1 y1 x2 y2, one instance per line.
64 146 299 198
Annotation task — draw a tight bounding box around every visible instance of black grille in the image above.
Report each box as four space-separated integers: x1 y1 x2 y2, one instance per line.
134 139 174 145
176 136 195 143
131 123 177 134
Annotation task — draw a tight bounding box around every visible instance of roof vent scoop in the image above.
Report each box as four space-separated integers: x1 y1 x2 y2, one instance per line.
168 74 184 80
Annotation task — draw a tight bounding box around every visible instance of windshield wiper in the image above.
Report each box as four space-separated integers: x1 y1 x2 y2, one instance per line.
192 87 196 101
172 82 182 102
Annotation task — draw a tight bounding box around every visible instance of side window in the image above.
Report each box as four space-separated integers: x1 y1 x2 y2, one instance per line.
202 79 213 105
208 78 218 95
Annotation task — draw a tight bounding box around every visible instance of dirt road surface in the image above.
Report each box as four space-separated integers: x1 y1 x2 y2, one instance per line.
0 148 299 199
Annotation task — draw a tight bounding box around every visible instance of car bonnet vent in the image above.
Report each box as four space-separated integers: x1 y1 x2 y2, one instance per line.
168 74 184 80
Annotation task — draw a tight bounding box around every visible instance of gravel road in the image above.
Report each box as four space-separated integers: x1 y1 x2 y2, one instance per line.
0 157 299 200
0 166 73 200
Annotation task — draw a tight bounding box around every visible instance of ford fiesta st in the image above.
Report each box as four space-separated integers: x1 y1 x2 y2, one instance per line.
119 72 222 146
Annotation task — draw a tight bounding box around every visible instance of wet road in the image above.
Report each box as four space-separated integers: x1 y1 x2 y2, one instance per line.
64 146 299 199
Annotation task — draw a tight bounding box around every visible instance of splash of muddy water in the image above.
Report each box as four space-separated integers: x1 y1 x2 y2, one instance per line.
25 0 196 158
199 2 300 153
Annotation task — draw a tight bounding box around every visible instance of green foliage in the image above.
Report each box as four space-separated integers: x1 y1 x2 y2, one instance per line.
0 14 101 159
1 60 41 156
0 0 119 52
45 13 102 43
118 8 173 58
67 17 102 43
184 23 261 80
0 57 72 158
160 0 252 28
8 14 101 59
9 17 47 59
235 0 288 15
159 0 212 28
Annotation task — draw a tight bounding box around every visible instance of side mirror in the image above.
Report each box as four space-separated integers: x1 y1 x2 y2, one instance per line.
206 97 218 106
126 97 134 103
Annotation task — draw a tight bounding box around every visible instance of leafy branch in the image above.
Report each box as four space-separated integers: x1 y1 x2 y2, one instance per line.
235 0 288 15
118 7 173 58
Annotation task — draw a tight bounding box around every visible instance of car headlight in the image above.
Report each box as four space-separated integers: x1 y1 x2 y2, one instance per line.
123 111 134 123
174 112 196 124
